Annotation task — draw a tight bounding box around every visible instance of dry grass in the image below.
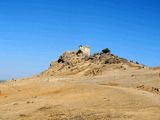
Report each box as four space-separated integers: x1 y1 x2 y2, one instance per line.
0 65 160 120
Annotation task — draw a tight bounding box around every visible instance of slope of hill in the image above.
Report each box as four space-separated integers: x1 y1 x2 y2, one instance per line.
0 47 160 120
40 49 144 77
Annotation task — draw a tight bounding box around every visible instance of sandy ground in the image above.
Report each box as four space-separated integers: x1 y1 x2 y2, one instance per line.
0 66 160 120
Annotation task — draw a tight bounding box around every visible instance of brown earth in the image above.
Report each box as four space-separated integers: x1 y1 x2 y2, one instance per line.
0 51 160 120
0 64 160 120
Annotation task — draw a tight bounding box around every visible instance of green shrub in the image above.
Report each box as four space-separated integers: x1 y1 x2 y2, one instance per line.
57 56 64 63
77 49 83 54
102 48 111 53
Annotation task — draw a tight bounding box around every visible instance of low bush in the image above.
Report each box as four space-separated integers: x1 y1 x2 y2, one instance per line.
77 49 83 54
102 48 111 53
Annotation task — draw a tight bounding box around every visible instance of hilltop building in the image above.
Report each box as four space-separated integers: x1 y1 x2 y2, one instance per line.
79 45 90 56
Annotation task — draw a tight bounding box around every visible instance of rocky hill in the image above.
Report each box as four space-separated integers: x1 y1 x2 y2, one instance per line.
40 47 144 77
0 47 160 120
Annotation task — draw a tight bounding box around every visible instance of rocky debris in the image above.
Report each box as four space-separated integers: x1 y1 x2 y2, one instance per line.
137 85 145 89
40 48 144 77
84 67 103 76
137 85 160 94
57 51 89 66
151 87 160 93
90 53 128 65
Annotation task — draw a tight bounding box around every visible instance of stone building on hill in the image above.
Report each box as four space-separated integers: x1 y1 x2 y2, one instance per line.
79 45 90 56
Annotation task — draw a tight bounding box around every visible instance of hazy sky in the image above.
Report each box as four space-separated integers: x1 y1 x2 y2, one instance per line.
0 0 160 80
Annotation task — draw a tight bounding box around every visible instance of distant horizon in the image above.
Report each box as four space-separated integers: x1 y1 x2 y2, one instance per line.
0 0 160 80
0 46 160 81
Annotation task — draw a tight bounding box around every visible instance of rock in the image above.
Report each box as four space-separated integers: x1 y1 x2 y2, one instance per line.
84 67 102 76
152 87 160 92
39 46 144 77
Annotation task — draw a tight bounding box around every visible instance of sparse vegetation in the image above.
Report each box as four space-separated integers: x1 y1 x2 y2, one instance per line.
130 60 140 64
77 49 83 54
1 46 160 120
93 52 100 56
102 48 111 53
57 56 64 63
105 58 117 64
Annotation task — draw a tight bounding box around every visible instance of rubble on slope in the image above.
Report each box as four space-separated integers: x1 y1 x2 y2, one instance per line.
40 47 144 77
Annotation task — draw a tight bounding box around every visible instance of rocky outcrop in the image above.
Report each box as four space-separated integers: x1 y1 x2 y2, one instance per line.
40 49 144 77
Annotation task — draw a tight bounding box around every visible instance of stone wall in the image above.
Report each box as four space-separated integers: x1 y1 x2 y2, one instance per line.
79 46 90 56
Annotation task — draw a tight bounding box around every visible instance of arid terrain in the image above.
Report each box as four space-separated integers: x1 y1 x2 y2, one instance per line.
0 49 160 120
